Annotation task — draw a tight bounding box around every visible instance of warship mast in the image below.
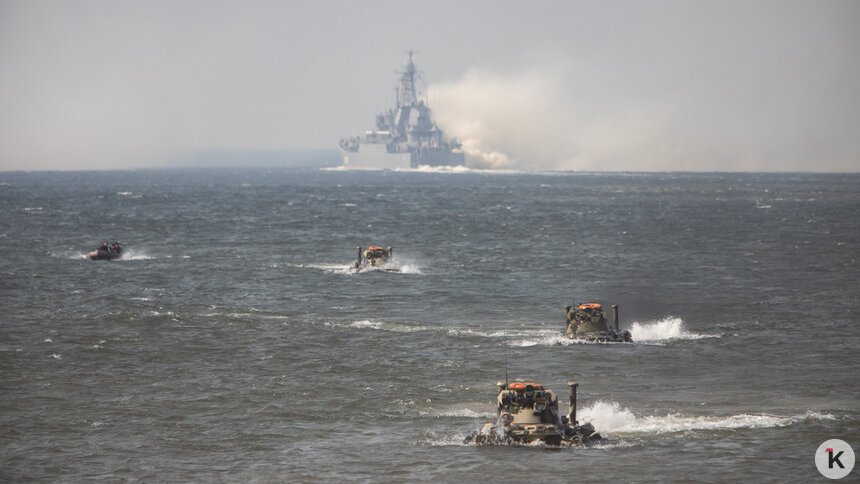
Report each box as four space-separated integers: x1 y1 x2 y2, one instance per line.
398 49 421 108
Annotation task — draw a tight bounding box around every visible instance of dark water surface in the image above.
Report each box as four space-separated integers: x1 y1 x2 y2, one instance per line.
1 168 858 482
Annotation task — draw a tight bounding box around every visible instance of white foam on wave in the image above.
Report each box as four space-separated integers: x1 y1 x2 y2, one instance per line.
346 319 431 333
629 317 717 343
578 401 834 436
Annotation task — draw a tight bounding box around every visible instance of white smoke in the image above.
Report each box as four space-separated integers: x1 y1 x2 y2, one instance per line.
428 48 860 173
429 66 674 172
429 68 571 170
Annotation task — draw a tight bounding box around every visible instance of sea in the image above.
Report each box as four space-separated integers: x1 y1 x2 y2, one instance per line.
1 167 858 482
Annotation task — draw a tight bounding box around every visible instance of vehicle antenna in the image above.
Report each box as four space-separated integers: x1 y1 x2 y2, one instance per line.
504 327 509 387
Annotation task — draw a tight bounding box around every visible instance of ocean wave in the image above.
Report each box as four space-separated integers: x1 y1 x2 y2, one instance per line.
578 401 833 436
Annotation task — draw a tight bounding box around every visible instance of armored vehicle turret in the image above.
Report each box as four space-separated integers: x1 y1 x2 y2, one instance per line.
465 381 602 446
565 303 632 342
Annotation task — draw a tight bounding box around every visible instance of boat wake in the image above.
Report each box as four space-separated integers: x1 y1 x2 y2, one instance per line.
344 319 433 333
58 249 154 260
578 400 834 436
422 400 835 448
338 319 718 347
448 318 716 346
297 260 424 275
114 249 154 261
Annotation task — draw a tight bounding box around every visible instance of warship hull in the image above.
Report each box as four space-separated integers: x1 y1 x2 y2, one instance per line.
341 145 465 170
341 145 411 170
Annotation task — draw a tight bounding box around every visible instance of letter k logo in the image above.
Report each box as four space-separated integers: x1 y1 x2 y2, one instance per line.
817 440 854 479
827 448 845 469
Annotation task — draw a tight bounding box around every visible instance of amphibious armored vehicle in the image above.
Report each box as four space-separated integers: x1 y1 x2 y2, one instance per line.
565 303 632 342
352 246 398 272
465 381 602 446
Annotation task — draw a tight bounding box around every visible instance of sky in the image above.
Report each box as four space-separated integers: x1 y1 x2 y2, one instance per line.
1 0 858 172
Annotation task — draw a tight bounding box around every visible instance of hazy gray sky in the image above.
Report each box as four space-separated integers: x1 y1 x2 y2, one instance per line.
1 0 858 171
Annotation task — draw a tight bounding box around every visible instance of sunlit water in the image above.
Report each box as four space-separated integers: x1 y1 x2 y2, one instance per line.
1 168 858 481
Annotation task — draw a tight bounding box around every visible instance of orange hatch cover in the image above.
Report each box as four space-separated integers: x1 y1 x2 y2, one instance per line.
508 382 543 391
578 303 602 310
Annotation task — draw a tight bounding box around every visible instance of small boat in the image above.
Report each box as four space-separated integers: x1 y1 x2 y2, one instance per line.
87 242 123 261
352 246 398 272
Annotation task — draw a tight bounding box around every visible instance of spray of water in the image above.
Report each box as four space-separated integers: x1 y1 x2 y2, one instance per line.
578 400 833 436
629 317 719 342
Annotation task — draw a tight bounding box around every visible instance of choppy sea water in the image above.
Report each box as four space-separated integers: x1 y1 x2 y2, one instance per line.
1 168 858 482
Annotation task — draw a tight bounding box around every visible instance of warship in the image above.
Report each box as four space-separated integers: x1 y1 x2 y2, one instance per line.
352 246 398 272
564 303 632 343
339 51 465 169
465 381 602 446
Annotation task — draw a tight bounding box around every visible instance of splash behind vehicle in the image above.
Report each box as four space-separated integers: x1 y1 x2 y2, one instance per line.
565 303 632 342
338 51 465 169
87 242 123 261
465 381 602 446
352 246 398 272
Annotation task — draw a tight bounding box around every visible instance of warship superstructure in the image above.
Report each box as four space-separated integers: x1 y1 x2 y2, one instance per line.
339 51 465 169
